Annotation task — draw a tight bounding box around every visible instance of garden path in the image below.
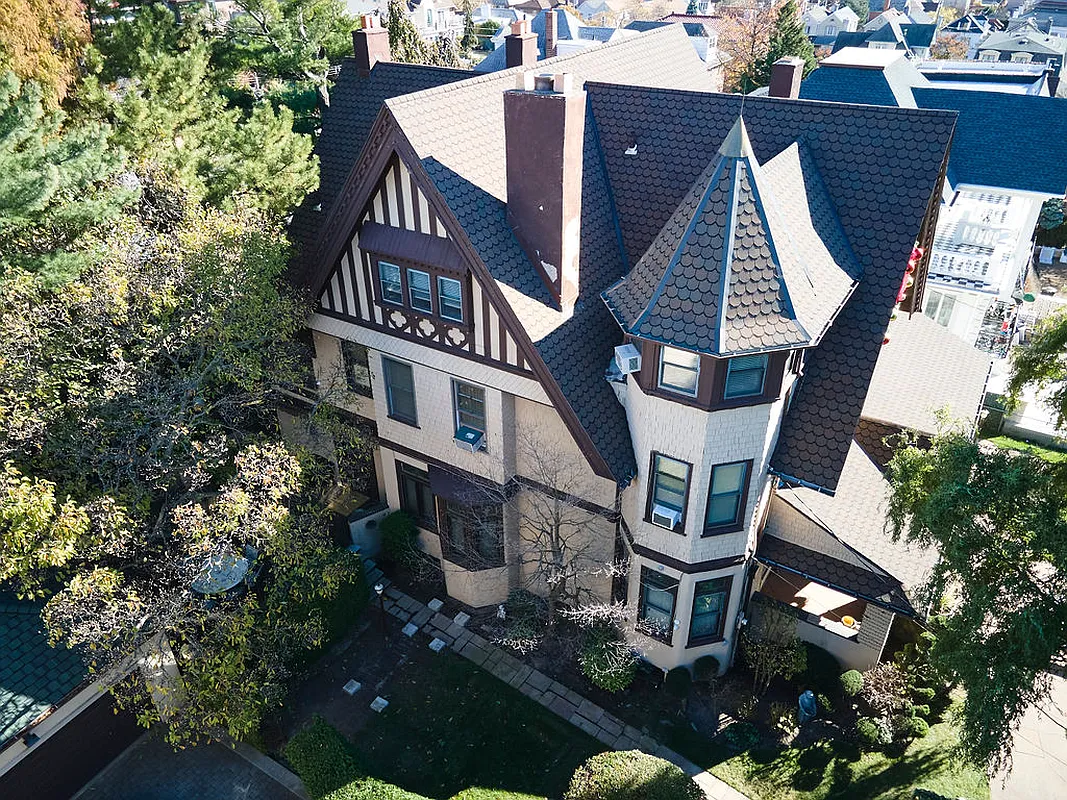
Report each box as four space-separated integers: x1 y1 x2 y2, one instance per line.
993 672 1067 800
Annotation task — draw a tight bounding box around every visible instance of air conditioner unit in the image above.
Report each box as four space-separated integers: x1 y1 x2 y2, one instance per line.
454 425 486 453
614 343 641 375
650 504 682 530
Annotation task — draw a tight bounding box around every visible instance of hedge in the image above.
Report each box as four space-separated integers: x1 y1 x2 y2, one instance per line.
448 791 546 800
564 751 704 800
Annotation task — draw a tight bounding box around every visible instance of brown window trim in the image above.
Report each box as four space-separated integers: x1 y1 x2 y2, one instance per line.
381 355 419 428
702 459 754 537
369 251 472 331
636 566 678 645
686 574 734 648
396 461 437 532
644 451 692 535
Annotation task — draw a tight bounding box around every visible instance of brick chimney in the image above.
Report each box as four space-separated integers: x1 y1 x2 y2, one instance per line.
545 10 558 58
504 72 585 312
506 19 538 68
353 15 390 77
768 56 804 99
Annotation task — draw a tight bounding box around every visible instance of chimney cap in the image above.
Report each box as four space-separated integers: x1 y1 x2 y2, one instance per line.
515 71 575 93
510 19 531 35
361 14 378 29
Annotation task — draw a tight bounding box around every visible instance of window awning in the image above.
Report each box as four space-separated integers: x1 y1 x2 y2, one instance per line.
428 465 511 507
359 222 467 273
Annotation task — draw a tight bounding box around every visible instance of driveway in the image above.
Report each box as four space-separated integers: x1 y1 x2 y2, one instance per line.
74 734 305 800
993 673 1067 800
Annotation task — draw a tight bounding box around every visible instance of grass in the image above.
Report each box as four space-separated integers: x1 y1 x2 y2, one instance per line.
701 716 989 800
286 650 603 800
987 435 1067 463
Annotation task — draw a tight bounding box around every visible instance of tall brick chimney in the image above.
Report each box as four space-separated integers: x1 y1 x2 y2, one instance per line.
504 72 585 313
505 19 538 68
545 10 558 58
768 56 804 99
353 15 390 77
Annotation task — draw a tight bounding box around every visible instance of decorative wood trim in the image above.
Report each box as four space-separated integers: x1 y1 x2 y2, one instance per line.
631 543 746 576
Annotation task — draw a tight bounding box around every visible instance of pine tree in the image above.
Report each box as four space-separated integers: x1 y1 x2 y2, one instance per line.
754 0 816 87
387 0 431 64
432 35 461 67
686 0 700 14
460 10 479 55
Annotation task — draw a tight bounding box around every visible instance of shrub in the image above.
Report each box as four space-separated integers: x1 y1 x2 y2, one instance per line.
719 721 760 752
450 792 546 800
579 625 637 693
736 693 758 720
860 662 909 718
769 701 798 739
855 717 880 748
380 511 420 568
693 655 720 682
911 703 930 718
913 686 936 702
800 643 842 693
902 716 930 739
565 751 703 800
664 667 692 699
840 670 864 697
816 693 834 715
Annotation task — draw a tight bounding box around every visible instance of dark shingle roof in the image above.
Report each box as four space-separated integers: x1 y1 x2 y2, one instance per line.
587 86 954 490
0 600 87 747
602 119 859 356
625 19 706 37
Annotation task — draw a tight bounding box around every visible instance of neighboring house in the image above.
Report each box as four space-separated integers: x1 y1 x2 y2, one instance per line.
940 13 993 57
624 19 728 84
346 0 463 41
576 0 611 20
803 5 859 47
802 47 1067 353
478 9 637 72
832 12 937 58
867 2 932 25
976 17 1067 93
1013 0 1067 38
917 57 1052 94
290 17 961 679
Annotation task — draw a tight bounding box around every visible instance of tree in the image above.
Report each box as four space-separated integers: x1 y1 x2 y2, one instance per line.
0 71 134 284
757 0 816 85
930 33 969 60
686 0 700 14
0 0 90 102
739 596 806 694
842 0 869 25
1007 310 1067 431
387 0 431 64
886 430 1067 772
718 1 776 93
459 10 478 56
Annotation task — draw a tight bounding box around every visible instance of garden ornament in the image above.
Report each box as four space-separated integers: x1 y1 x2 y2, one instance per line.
798 690 817 723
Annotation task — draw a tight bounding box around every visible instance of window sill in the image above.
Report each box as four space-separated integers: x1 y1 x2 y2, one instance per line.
701 524 743 537
387 415 420 428
643 518 687 536
635 623 674 646
686 635 725 649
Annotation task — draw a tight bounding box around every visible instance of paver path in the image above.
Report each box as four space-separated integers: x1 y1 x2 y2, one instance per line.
379 583 749 800
993 672 1067 800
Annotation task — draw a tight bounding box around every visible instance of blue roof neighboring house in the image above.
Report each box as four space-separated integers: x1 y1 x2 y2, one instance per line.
477 8 590 72
830 21 936 55
801 48 1067 195
0 599 87 748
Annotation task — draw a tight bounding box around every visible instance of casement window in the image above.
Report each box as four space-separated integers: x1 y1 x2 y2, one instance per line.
658 346 700 397
705 461 749 532
453 380 486 434
438 276 464 322
723 354 768 399
340 341 372 397
407 268 433 313
637 567 678 643
648 453 690 531
688 576 732 646
439 499 504 569
382 356 417 425
398 462 435 529
378 261 403 305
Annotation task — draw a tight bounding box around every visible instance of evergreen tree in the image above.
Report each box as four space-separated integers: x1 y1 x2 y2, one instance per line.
460 10 479 55
686 0 700 14
433 35 461 68
842 0 869 25
387 0 431 64
753 0 816 87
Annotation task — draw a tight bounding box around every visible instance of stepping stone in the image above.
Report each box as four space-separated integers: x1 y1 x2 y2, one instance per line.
343 680 361 695
401 622 419 637
429 637 447 653
454 611 471 627
427 598 444 612
370 696 389 713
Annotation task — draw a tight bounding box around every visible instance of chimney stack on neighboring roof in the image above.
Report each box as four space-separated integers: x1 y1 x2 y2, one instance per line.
506 19 539 68
504 72 585 313
545 9 559 58
353 15 390 77
769 56 805 99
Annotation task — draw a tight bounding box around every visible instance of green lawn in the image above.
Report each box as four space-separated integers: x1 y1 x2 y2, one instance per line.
700 717 989 800
287 650 604 800
987 435 1067 463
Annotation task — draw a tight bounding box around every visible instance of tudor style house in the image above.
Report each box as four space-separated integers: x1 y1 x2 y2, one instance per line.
289 17 969 675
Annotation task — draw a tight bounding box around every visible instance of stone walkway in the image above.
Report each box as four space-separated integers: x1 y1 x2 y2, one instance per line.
379 584 749 800
992 672 1067 800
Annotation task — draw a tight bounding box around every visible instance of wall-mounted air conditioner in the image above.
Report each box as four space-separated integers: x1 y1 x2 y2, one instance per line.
650 504 682 531
454 426 486 453
614 343 641 375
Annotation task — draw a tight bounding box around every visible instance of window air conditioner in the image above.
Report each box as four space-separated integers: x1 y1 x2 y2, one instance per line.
650 504 682 530
454 425 486 453
614 343 641 375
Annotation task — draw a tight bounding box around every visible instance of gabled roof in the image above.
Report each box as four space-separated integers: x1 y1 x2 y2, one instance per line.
626 19 708 38
602 118 859 356
982 20 1067 55
476 8 606 72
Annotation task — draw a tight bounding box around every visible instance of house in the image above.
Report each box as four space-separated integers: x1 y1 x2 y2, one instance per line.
868 1 933 25
976 17 1067 93
624 19 728 82
1013 0 1067 38
802 47 1067 352
346 0 463 41
802 5 860 47
831 10 937 59
940 13 994 58
289 18 961 677
478 9 637 72
917 58 1052 95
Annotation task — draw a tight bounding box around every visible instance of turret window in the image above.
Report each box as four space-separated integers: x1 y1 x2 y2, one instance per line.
658 346 700 396
724 354 768 399
648 453 690 532
704 461 750 532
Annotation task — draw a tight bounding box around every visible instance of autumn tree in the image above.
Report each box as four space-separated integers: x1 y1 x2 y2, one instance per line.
930 33 969 59
718 1 776 93
0 0 89 102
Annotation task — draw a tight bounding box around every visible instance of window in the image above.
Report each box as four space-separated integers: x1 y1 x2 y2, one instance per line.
658 346 700 397
453 380 486 434
438 276 464 322
924 290 956 328
382 356 417 425
979 50 997 61
341 341 372 397
705 461 748 531
649 453 690 530
439 499 504 568
1011 52 1033 63
378 261 402 305
688 576 731 646
398 463 435 529
637 567 677 643
724 354 768 399
407 268 432 313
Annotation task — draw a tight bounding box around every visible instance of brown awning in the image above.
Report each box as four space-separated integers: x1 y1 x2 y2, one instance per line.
359 221 467 273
